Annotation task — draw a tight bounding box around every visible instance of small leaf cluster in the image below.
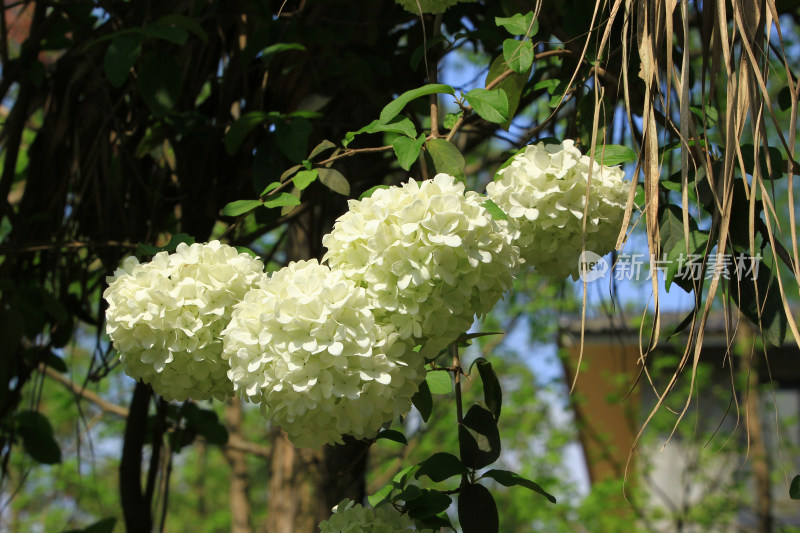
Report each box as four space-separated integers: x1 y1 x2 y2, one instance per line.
371 357 555 533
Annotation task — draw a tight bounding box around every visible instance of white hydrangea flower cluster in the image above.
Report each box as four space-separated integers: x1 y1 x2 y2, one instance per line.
322 174 519 357
318 499 430 533
486 140 630 279
221 260 425 448
104 241 265 401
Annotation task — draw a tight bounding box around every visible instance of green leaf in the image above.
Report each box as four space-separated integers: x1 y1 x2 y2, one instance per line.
261 181 282 196
63 517 117 533
395 484 422 503
138 52 182 117
405 489 452 519
474 359 502 419
263 192 301 209
183 404 228 446
592 144 637 166
317 168 350 196
465 88 509 124
425 370 452 395
416 512 454 531
777 86 792 112
260 42 306 61
486 56 529 131
44 351 68 373
103 34 142 87
412 380 433 422
458 483 499 533
153 14 208 43
659 205 709 291
689 104 718 127
482 199 507 221
425 138 465 179
368 484 394 507
495 12 537 36
444 111 463 130
308 139 336 160
543 79 570 109
738 144 786 180
379 117 418 139
359 185 390 200
481 469 556 503
146 24 188 45
15 411 61 464
376 429 407 445
343 117 417 148
730 261 787 347
379 83 455 124
225 111 271 155
221 199 263 217
502 39 533 74
415 452 469 482
235 246 258 257
392 134 426 171
275 118 313 163
292 169 318 190
459 404 501 469
790 475 800 499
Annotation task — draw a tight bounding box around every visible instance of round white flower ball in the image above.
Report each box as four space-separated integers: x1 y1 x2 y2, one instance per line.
104 241 265 401
486 140 630 279
318 499 431 533
322 174 519 356
222 260 424 448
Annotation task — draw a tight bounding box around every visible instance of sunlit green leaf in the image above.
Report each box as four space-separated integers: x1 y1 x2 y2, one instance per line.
379 84 455 124
502 39 533 74
392 134 426 171
293 169 318 190
495 12 537 36
482 199 507 220
425 370 452 395
221 199 263 217
359 185 390 200
465 88 509 124
263 192 301 208
592 144 637 166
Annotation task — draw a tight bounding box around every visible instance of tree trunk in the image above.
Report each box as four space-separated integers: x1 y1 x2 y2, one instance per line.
741 346 773 532
224 398 254 533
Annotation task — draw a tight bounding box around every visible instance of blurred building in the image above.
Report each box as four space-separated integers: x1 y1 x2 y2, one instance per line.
560 312 800 532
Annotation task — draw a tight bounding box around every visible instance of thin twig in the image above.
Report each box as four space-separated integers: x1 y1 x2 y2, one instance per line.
39 364 272 458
